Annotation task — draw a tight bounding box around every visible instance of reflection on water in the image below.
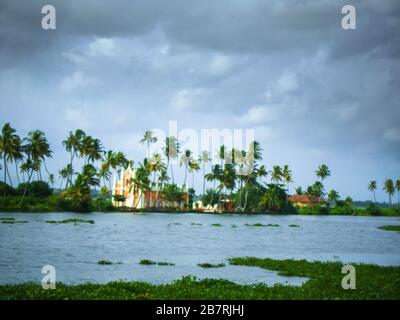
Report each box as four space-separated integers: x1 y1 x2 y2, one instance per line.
0 212 399 285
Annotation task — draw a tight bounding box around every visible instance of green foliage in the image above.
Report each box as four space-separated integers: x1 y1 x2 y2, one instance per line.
297 205 330 215
0 182 15 196
259 184 288 213
211 223 222 227
289 224 300 227
97 260 113 265
377 225 400 232
16 181 52 197
244 223 280 227
139 259 157 265
197 263 225 268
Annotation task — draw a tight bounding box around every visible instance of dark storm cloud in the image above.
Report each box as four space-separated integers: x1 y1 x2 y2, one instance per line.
0 0 399 200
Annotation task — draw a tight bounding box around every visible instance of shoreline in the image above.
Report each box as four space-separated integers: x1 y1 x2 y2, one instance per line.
1 257 399 300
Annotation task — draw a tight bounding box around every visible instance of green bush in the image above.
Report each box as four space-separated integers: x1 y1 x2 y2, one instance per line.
0 182 15 196
16 181 52 197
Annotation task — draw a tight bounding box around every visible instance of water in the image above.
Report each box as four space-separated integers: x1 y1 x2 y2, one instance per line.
0 212 399 285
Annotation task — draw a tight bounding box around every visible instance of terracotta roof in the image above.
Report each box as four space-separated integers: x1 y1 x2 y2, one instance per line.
288 194 320 204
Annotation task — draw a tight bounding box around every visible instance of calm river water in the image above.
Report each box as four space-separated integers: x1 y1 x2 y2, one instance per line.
0 212 399 285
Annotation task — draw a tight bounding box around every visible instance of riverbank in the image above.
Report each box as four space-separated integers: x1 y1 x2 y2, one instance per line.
1 257 399 300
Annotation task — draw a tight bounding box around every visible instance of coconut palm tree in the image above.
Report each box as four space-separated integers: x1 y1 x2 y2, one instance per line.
327 189 340 206
257 165 268 185
199 150 210 196
396 180 400 209
62 129 85 187
148 153 166 207
270 165 283 184
163 136 179 184
368 180 377 203
316 164 331 183
189 159 200 189
140 130 158 158
48 173 55 191
205 164 222 207
19 130 52 204
282 165 293 194
383 179 395 207
59 165 72 190
0 123 24 187
180 149 192 187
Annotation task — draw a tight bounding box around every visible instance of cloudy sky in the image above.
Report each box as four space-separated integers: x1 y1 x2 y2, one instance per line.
0 0 399 200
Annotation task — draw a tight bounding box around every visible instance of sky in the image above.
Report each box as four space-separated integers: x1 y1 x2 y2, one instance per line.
0 0 399 201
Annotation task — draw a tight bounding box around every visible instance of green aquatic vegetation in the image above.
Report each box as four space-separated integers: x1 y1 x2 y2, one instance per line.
211 223 222 227
1 258 399 299
190 222 202 226
1 220 28 224
0 217 15 221
244 223 280 227
139 259 174 266
289 224 300 227
167 222 182 226
45 219 95 224
231 224 237 228
97 260 113 265
157 262 175 266
377 225 400 232
197 263 225 268
139 259 157 265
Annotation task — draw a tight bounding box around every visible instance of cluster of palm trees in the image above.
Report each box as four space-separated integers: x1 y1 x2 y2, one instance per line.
368 179 400 208
0 123 52 204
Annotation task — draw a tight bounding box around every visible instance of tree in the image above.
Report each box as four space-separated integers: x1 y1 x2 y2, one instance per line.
163 136 179 184
396 180 400 209
59 164 73 190
327 189 340 206
383 179 395 207
270 165 282 184
307 181 325 198
204 164 222 207
0 123 24 187
282 165 293 207
147 153 166 207
180 149 192 187
257 165 268 185
316 164 331 188
199 150 210 196
295 186 303 195
161 183 184 208
140 130 158 158
259 184 287 213
368 180 377 203
62 129 85 188
19 130 52 205
189 159 200 189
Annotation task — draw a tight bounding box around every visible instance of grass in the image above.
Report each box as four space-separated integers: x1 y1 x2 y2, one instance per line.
45 219 95 224
1 257 399 299
211 223 222 227
139 259 174 266
197 263 225 268
377 225 400 232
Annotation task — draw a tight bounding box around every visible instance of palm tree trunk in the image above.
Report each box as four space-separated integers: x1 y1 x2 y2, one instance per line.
15 162 20 185
19 169 34 205
183 166 188 186
202 164 206 196
6 165 13 187
3 158 6 186
170 163 174 184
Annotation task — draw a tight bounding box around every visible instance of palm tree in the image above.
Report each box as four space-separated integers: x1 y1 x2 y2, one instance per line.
180 149 192 187
140 130 158 158
148 153 166 207
257 165 268 185
383 179 395 207
189 159 200 189
270 165 283 184
327 189 340 206
368 180 377 203
0 123 23 187
282 165 293 194
62 129 85 188
199 150 210 196
316 164 331 183
396 180 400 209
163 136 179 184
19 130 52 204
59 165 72 190
205 164 222 207
48 173 55 191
